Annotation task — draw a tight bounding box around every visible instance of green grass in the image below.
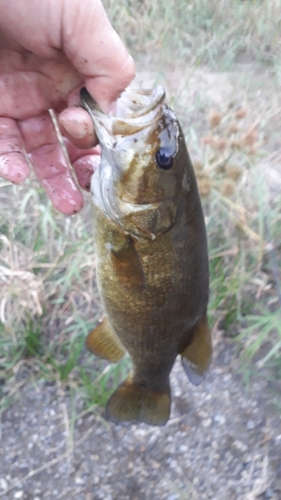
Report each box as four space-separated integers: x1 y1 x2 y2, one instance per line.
1 0 281 418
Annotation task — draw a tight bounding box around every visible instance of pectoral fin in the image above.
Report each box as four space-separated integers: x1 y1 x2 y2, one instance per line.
110 237 145 290
106 376 171 426
86 318 126 363
180 313 212 386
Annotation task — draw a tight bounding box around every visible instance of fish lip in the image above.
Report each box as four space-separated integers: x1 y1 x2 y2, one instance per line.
80 85 165 118
115 86 166 119
80 85 166 141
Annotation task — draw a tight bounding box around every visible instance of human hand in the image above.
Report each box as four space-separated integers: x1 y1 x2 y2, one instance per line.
0 0 135 214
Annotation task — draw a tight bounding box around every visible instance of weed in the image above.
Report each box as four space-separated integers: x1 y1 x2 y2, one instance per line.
23 317 43 358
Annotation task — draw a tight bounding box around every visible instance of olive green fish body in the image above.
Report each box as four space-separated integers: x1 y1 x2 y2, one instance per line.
81 86 212 426
93 160 208 385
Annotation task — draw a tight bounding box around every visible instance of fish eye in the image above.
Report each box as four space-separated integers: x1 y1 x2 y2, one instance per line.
155 148 174 170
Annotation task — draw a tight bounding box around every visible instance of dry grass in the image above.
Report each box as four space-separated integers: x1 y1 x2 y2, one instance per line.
104 0 281 69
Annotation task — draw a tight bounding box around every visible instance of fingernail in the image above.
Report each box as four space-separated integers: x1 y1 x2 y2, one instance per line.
61 119 88 139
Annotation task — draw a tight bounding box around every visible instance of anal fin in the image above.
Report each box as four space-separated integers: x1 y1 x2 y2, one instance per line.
86 318 125 363
106 376 171 426
180 313 212 386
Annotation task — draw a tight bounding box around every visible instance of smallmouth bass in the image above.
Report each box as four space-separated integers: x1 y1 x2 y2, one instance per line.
80 85 212 426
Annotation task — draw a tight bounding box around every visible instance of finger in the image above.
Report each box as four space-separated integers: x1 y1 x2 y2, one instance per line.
18 112 84 215
58 107 97 149
62 0 135 109
0 117 29 183
73 156 99 192
66 140 100 191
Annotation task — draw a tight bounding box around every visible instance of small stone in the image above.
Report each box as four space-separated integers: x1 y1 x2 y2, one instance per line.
214 414 226 425
275 434 281 444
202 418 212 427
233 440 248 452
174 390 182 397
146 433 159 448
0 479 8 490
246 420 255 430
167 495 180 500
169 460 178 469
14 492 24 499
179 444 188 452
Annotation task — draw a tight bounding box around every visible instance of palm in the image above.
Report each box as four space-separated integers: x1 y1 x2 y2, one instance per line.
0 48 83 119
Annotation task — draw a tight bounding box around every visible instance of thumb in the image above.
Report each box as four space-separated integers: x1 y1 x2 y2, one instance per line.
61 0 135 108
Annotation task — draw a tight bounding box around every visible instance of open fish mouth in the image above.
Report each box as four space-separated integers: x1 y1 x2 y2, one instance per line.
112 85 166 119
80 85 166 142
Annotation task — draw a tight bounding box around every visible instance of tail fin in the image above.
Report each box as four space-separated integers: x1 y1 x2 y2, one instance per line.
106 376 171 426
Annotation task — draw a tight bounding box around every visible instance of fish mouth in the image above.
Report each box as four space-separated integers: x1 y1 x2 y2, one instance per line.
80 85 166 141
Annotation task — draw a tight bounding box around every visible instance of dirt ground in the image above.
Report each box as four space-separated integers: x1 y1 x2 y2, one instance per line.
1 65 281 500
1 335 281 500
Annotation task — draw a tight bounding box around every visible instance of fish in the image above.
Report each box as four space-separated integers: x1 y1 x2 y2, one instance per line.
80 85 212 426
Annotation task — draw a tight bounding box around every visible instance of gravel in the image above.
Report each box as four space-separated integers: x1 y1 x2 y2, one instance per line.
1 333 280 500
